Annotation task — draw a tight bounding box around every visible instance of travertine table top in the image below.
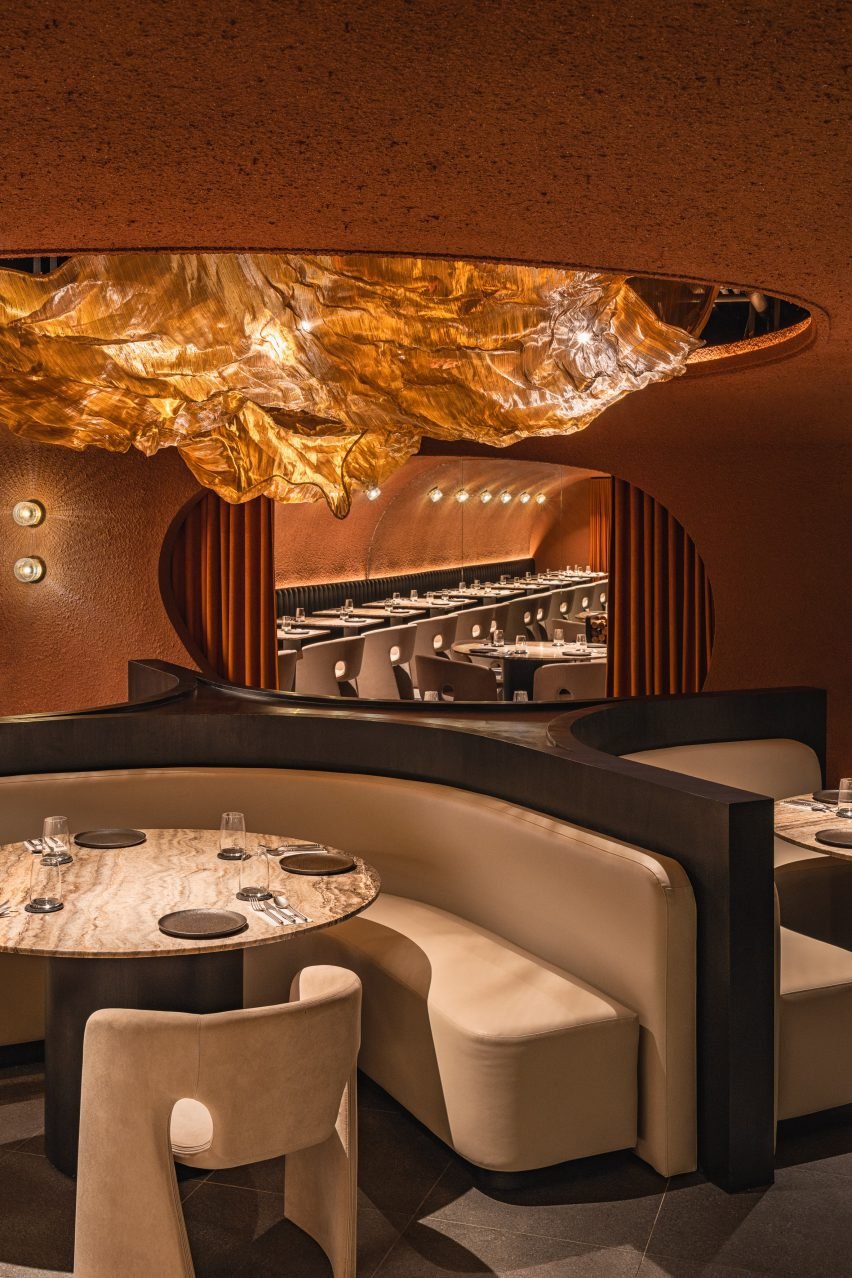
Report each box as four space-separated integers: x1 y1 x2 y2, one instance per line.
774 798 852 861
0 829 380 959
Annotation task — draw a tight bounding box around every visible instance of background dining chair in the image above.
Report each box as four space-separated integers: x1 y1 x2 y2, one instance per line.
277 648 299 692
73 966 362 1278
415 654 499 701
501 598 537 643
532 660 608 701
450 604 496 655
356 624 416 700
411 613 458 668
295 636 365 697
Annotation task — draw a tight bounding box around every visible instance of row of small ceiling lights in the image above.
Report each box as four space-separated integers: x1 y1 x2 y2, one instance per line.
364 486 547 504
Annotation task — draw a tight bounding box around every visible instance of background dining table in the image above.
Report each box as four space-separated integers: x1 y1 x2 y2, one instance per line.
0 828 379 1176
775 798 852 860
452 639 607 698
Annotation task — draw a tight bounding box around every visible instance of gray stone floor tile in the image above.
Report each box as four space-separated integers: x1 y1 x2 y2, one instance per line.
647 1166 852 1277
0 1151 76 1274
375 1219 642 1276
418 1149 666 1250
638 1253 767 1276
357 1107 454 1216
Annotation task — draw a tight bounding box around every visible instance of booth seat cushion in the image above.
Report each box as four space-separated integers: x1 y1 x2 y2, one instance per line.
779 927 852 1120
307 893 639 1172
623 738 822 802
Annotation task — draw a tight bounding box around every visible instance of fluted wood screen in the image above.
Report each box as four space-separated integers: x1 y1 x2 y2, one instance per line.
607 479 714 696
588 478 611 572
169 493 278 690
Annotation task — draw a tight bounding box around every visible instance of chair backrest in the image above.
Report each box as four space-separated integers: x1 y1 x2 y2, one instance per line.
294 637 365 697
531 595 551 640
502 597 536 641
622 739 822 800
277 649 299 693
490 601 512 636
533 660 608 701
357 624 416 700
452 604 496 645
411 614 458 663
415 654 499 701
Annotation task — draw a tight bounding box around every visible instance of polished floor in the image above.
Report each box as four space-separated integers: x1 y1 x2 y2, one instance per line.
2 1062 852 1276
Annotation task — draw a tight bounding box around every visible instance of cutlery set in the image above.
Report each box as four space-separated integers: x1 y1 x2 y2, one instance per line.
249 895 312 927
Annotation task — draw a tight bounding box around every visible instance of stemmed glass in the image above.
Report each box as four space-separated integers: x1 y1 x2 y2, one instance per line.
27 855 63 914
219 812 246 861
43 816 73 866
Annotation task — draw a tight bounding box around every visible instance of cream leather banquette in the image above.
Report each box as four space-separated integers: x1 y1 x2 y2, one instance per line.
0 767 697 1176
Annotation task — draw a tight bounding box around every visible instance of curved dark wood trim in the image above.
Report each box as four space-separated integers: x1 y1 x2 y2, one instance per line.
156 487 221 681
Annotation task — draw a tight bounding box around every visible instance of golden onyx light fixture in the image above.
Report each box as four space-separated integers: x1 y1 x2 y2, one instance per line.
0 253 701 517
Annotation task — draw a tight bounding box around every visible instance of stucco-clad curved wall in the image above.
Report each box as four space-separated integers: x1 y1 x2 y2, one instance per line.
274 458 603 586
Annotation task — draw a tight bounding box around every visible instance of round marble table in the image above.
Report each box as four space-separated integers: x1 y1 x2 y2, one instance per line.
774 798 852 860
452 640 606 698
0 829 380 1175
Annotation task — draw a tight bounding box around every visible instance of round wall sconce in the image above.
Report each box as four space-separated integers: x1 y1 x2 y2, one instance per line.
428 487 443 502
535 493 547 504
499 490 512 504
12 499 45 527
13 556 46 584
365 485 382 501
455 489 470 503
518 491 531 505
480 490 493 504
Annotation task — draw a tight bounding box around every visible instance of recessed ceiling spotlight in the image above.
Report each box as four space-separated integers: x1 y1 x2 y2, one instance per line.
535 493 547 504
12 499 45 527
13 556 46 583
365 485 382 501
480 490 493 504
518 491 531 505
455 488 470 503
499 490 512 504
428 486 443 502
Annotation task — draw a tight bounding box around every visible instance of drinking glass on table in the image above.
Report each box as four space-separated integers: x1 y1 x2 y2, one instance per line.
515 634 527 653
493 629 504 649
27 854 63 914
553 627 565 648
219 811 246 861
236 844 272 902
410 589 419 601
839 779 852 820
281 615 293 632
424 690 440 702
42 815 73 866
344 598 354 615
459 580 466 591
295 607 306 626
513 690 529 703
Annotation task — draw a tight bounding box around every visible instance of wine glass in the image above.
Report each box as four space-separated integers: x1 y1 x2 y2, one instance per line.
27 854 63 914
219 812 246 861
43 816 73 866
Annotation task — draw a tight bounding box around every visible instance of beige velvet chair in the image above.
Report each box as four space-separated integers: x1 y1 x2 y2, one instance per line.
533 660 607 700
277 648 299 692
356 623 416 699
294 636 365 697
411 613 458 667
73 965 361 1278
450 604 495 650
415 654 499 701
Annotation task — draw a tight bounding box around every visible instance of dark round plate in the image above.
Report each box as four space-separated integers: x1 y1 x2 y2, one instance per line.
74 828 147 849
158 908 249 939
814 829 852 849
813 790 840 804
280 851 356 875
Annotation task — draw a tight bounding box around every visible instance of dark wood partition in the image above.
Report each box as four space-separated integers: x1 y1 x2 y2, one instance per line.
0 664 826 1191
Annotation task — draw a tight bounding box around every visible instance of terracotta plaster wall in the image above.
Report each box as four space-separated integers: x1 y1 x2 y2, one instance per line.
0 431 198 715
274 458 600 586
534 479 602 570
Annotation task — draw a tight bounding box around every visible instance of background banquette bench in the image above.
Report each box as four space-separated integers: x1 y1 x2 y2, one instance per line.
0 767 697 1178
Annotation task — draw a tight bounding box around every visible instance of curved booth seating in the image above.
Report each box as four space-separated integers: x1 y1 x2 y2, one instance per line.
778 925 852 1122
533 661 608 701
294 636 365 698
415 654 500 702
276 648 299 693
356 624 416 700
74 965 361 1278
411 614 458 668
622 738 824 868
0 766 697 1178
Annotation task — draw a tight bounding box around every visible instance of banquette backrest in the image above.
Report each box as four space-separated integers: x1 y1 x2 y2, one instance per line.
0 766 697 1175
622 739 821 802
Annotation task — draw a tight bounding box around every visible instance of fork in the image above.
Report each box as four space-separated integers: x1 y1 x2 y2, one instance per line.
249 898 288 926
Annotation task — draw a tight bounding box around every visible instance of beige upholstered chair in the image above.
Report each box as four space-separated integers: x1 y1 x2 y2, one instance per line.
277 648 299 692
74 966 361 1278
415 654 499 701
356 624 416 699
533 660 608 701
451 604 496 650
501 597 537 642
411 613 458 666
294 636 365 697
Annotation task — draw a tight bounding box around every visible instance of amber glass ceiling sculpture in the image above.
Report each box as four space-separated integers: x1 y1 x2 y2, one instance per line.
0 253 700 516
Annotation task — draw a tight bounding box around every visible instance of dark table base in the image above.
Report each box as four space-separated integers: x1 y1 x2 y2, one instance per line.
45 949 244 1177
